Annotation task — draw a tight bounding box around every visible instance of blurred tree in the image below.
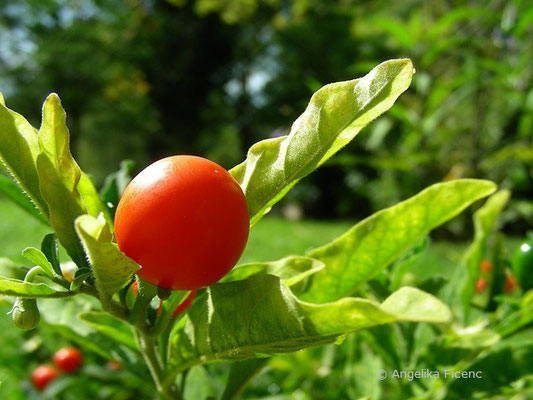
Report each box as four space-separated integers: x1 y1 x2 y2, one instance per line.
1 0 532 233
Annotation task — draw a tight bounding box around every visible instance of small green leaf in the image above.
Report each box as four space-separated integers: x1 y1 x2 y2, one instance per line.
0 174 49 225
78 311 138 351
0 277 70 298
166 275 450 377
78 172 112 225
41 234 61 275
36 93 89 267
460 190 510 319
75 214 139 303
380 286 452 323
39 297 145 374
301 179 496 303
100 160 135 218
223 256 324 287
231 59 414 226
70 268 91 291
21 247 55 278
0 100 49 218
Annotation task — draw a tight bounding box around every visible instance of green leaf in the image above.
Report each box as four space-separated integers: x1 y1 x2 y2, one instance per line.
460 190 510 318
0 277 70 298
221 359 270 400
300 179 496 303
39 297 146 375
0 174 49 224
78 311 138 352
69 268 91 291
230 59 415 226
36 93 88 267
78 172 112 225
166 275 450 377
223 256 324 287
100 159 135 218
75 214 139 303
21 247 55 278
0 99 49 218
41 234 61 275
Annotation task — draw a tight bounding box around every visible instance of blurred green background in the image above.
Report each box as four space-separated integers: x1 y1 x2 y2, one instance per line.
1 0 532 236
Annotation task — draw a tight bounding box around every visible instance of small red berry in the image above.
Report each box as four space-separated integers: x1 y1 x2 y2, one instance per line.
475 277 487 293
108 361 122 370
505 274 516 293
53 347 83 373
480 260 492 273
32 365 60 391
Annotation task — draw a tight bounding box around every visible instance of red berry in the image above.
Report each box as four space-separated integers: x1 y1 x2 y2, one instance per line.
53 347 83 373
115 156 249 290
108 361 122 370
475 277 487 293
32 365 60 391
505 274 516 293
480 260 492 273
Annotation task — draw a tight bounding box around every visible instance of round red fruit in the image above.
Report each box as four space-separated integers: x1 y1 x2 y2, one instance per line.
475 277 487 293
32 365 60 391
53 347 83 373
115 156 249 290
480 260 492 273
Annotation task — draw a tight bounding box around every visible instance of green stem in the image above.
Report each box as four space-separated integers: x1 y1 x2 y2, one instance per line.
150 290 187 337
137 330 164 391
129 278 157 328
137 330 183 400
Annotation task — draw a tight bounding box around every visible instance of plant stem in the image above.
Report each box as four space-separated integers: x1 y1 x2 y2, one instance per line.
137 330 183 400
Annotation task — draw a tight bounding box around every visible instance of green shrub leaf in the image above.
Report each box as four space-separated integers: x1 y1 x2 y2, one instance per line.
36 93 89 267
231 59 414 226
21 247 55 278
41 234 61 276
75 213 139 303
0 277 70 298
78 311 138 351
166 274 450 378
300 179 496 303
0 174 49 225
223 256 324 287
0 100 49 218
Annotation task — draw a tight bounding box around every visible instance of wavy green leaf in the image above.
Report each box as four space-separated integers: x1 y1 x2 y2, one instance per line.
75 214 139 304
300 179 496 303
21 247 55 278
166 275 450 378
78 311 138 351
0 99 49 218
0 277 70 298
223 256 324 287
230 59 414 226
461 190 510 318
0 174 49 224
78 172 112 225
36 93 89 267
41 233 61 276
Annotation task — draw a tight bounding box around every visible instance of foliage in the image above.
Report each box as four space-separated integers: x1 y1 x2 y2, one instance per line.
1 58 521 399
1 0 532 232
